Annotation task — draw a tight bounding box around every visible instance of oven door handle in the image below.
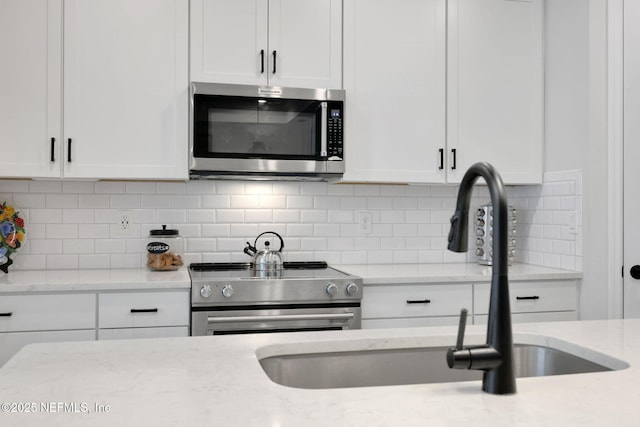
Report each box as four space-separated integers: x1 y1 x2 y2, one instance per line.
207 312 354 324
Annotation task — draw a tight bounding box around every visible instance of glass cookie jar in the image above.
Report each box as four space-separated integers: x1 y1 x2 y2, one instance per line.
146 225 184 271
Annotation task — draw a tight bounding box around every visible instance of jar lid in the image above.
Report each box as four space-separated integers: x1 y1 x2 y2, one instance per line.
149 225 179 236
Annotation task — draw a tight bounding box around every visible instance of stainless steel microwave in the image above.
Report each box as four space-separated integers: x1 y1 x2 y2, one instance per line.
189 82 345 180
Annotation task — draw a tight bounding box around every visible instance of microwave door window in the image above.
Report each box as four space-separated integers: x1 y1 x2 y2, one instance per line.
197 96 321 159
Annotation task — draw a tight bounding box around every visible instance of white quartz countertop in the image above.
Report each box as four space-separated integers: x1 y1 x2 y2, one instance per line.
0 263 580 293
0 268 190 292
0 319 637 426
337 262 582 284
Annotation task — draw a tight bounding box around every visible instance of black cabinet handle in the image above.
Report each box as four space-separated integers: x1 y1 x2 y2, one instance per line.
67 138 72 162
260 49 265 74
630 265 640 280
130 308 158 313
407 299 431 304
451 148 457 170
0 312 13 317
50 137 56 162
515 296 540 301
438 148 444 170
272 50 277 74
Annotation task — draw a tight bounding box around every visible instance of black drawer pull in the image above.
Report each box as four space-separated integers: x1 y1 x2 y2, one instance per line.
406 299 431 304
130 308 158 313
516 296 540 301
0 312 13 317
50 137 56 162
67 138 72 162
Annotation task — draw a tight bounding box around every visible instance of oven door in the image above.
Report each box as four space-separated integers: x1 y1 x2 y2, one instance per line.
191 305 361 336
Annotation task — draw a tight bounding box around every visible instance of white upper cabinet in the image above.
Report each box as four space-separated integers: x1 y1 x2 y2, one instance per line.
446 0 543 184
343 0 446 183
343 0 543 185
63 0 189 180
191 0 342 89
0 0 62 179
0 0 188 181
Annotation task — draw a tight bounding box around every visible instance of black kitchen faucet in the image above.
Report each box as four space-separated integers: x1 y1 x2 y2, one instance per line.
446 162 516 395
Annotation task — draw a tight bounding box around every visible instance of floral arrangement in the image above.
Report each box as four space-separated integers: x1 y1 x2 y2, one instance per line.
0 201 26 273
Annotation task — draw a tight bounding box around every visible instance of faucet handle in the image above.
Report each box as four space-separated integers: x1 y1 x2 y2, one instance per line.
455 308 468 350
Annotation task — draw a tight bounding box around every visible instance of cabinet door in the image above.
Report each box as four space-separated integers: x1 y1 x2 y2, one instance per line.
0 293 96 332
98 326 188 340
0 0 62 179
0 330 95 367
362 283 472 319
447 0 543 184
191 0 269 85
98 291 189 329
474 280 578 315
63 0 188 180
267 0 342 89
343 0 446 183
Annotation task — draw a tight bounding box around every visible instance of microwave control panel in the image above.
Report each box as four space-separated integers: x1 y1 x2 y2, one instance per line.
327 102 343 159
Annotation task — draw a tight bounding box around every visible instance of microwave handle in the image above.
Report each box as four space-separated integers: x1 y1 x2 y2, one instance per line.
320 102 328 157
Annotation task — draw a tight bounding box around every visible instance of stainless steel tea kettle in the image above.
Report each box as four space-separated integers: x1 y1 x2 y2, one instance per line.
243 231 285 276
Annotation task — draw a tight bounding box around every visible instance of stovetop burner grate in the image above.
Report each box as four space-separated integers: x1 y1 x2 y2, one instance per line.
189 261 328 271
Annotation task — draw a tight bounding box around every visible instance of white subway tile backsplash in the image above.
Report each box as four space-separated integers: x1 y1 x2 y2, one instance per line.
110 194 141 209
46 194 78 209
157 182 187 195
94 181 126 194
125 182 157 194
1 170 582 271
62 181 94 194
79 254 110 269
46 254 79 270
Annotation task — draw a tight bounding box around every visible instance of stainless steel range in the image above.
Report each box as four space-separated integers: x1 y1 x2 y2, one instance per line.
189 262 362 336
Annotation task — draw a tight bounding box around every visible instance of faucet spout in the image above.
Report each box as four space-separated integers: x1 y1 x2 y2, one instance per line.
446 162 516 395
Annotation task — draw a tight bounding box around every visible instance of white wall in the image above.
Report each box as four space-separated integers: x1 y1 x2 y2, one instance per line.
545 0 610 319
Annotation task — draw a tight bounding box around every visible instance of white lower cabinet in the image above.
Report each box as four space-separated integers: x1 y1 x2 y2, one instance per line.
362 283 473 329
98 290 189 339
0 330 95 367
473 280 578 324
362 280 579 329
98 326 189 340
0 293 97 366
0 289 191 366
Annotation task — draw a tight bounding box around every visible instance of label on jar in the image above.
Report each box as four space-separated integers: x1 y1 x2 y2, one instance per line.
147 242 170 254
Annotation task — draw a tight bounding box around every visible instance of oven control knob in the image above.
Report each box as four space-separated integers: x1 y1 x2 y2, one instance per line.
345 282 359 296
200 285 213 298
326 283 338 296
221 284 235 298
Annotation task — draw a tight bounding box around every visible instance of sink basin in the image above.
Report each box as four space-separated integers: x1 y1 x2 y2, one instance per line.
258 337 629 389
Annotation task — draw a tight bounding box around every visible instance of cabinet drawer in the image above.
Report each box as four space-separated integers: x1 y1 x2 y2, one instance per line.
362 316 460 330
362 284 473 319
0 330 96 367
0 293 96 332
474 281 577 315
474 311 578 325
98 291 189 328
98 326 188 340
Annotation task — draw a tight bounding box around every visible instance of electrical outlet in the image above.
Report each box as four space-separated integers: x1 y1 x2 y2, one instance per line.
115 210 135 236
358 211 372 234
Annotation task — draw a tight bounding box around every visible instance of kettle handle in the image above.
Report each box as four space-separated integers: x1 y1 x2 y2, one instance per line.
254 231 284 252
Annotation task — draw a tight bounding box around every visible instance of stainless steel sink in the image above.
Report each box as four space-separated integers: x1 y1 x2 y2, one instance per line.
259 343 627 389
